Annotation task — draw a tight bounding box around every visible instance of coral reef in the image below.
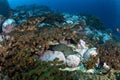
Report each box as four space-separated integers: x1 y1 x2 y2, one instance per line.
0 4 120 80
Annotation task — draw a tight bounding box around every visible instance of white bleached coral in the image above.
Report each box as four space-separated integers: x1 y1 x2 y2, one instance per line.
83 47 98 61
2 18 16 33
75 39 88 58
66 55 80 67
40 50 66 63
93 30 112 43
79 39 87 49
73 39 98 61
63 13 79 25
40 39 99 73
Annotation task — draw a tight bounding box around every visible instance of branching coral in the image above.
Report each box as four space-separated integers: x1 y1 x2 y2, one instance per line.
0 49 66 80
83 56 99 70
98 41 120 70
15 17 45 31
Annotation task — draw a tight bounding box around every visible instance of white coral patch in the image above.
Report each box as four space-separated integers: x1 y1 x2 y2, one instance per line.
40 50 66 63
86 69 95 74
103 62 110 69
2 18 15 31
66 55 80 67
83 47 98 60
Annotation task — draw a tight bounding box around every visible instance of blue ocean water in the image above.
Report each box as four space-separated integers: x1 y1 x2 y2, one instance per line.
8 0 120 37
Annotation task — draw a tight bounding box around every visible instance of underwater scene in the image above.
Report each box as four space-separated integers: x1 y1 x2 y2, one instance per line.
0 0 120 80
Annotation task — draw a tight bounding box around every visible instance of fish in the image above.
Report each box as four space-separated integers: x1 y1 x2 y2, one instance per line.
116 28 120 33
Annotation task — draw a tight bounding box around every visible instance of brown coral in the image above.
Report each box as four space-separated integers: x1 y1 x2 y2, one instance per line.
98 41 120 70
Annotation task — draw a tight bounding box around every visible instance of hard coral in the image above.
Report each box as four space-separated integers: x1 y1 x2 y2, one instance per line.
66 55 80 67
2 18 15 33
16 17 45 32
0 49 66 80
98 41 120 70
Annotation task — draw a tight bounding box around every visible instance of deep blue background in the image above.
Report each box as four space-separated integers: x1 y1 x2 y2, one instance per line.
8 0 120 33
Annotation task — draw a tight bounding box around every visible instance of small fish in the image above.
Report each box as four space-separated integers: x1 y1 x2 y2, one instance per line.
116 28 120 33
109 33 112 36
